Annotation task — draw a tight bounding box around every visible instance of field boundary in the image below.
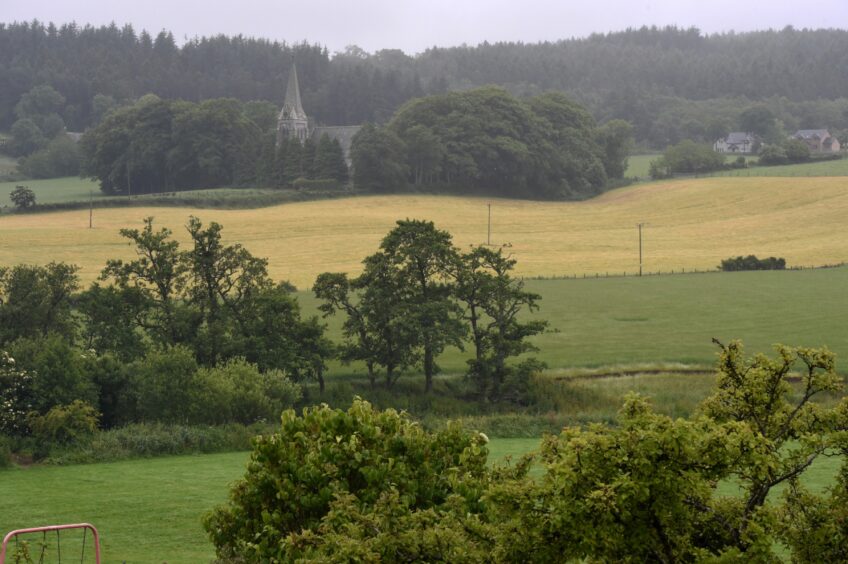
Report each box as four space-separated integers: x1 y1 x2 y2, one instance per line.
524 261 847 281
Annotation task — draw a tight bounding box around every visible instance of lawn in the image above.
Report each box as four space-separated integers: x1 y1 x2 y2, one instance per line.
1 435 840 563
0 439 541 564
2 177 848 289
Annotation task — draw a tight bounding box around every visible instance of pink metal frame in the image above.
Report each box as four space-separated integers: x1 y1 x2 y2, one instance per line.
0 523 100 563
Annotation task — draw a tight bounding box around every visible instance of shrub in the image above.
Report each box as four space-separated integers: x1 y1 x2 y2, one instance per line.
190 358 301 425
0 351 35 436
204 398 491 562
656 140 725 176
720 254 786 271
130 346 199 423
27 400 99 445
0 435 12 468
18 135 81 179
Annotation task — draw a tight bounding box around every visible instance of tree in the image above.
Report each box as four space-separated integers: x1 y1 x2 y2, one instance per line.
204 399 490 562
19 135 81 178
0 262 79 345
313 134 348 182
378 219 465 392
453 247 547 401
7 119 47 156
758 143 789 165
595 119 634 179
654 139 725 175
100 217 191 345
9 185 36 209
350 123 408 192
783 138 811 162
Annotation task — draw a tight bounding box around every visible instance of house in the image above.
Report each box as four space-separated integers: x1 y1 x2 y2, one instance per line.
277 64 360 164
791 129 841 153
714 132 756 154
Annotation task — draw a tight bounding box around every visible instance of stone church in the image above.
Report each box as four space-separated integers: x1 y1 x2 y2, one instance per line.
276 65 360 164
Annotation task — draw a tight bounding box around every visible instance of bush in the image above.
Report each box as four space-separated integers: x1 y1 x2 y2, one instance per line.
658 140 725 175
131 346 199 423
720 254 786 271
0 435 12 468
27 400 99 445
0 351 35 436
190 358 301 425
40 422 272 464
291 177 344 191
204 399 491 562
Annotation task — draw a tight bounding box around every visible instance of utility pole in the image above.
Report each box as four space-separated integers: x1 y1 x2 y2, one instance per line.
89 190 93 229
487 203 492 245
637 222 648 276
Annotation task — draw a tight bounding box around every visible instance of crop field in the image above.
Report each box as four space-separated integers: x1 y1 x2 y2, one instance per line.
2 176 848 289
0 439 539 564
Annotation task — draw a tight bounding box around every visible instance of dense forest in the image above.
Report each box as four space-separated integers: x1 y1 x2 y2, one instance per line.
3 21 848 148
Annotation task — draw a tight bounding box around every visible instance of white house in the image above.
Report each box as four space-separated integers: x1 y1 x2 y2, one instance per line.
714 132 756 154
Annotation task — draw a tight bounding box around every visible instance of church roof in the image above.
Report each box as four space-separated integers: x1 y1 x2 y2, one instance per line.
280 64 307 121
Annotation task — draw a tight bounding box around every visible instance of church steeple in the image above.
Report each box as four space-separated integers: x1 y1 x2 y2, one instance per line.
277 64 309 145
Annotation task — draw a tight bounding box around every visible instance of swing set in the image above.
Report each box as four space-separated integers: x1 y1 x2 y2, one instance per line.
0 523 100 564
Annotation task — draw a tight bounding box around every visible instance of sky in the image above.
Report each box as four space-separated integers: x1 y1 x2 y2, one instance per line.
4 0 847 55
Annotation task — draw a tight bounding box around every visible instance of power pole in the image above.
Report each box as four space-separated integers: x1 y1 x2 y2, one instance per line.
637 222 647 276
487 203 492 245
89 190 93 229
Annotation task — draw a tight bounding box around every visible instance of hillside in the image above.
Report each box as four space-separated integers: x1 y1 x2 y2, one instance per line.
1 176 846 289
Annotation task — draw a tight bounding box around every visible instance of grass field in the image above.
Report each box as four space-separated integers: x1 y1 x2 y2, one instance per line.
296 266 848 374
0 176 100 207
0 439 539 564
711 156 848 177
1 436 840 563
2 177 848 289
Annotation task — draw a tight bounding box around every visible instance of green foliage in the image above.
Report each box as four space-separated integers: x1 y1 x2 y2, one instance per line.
0 351 34 436
351 123 408 192
7 119 47 157
18 135 81 179
758 143 789 165
130 345 199 423
0 434 11 468
203 398 491 562
313 134 349 182
760 138 812 165
595 119 635 179
27 400 99 445
9 184 36 209
382 87 611 199
720 254 786 271
7 335 97 414
652 140 726 177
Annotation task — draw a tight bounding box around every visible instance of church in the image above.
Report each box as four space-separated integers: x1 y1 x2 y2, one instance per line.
276 65 360 164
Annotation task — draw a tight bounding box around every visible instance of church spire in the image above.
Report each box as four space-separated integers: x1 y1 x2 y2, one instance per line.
282 64 306 121
277 63 309 145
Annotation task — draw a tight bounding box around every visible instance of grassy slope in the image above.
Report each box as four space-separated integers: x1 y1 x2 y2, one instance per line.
0 439 539 564
2 177 848 288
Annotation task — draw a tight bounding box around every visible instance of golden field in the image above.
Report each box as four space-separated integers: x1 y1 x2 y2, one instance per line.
1 176 847 289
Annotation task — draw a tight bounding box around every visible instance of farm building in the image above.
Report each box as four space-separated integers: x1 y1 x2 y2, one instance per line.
791 129 841 153
713 132 757 154
276 64 360 164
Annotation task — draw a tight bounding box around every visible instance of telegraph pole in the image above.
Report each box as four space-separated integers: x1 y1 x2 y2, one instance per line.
89 190 93 229
487 203 492 245
637 222 647 276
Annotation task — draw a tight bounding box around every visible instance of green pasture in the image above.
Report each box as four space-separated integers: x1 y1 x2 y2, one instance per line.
0 439 540 564
624 153 659 178
0 177 100 207
298 266 848 377
711 156 848 177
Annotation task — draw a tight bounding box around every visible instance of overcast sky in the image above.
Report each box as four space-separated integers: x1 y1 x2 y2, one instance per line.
4 0 847 55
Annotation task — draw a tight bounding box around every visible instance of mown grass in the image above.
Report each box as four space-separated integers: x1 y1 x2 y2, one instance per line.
296 267 848 375
0 439 539 564
3 177 848 288
0 176 100 207
1 433 840 563
711 156 848 177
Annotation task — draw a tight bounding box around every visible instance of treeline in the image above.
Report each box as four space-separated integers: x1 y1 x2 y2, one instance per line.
351 87 631 199
0 218 542 446
80 95 347 194
4 22 848 147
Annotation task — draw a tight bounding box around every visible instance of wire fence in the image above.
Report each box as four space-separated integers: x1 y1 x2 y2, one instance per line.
523 261 847 282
